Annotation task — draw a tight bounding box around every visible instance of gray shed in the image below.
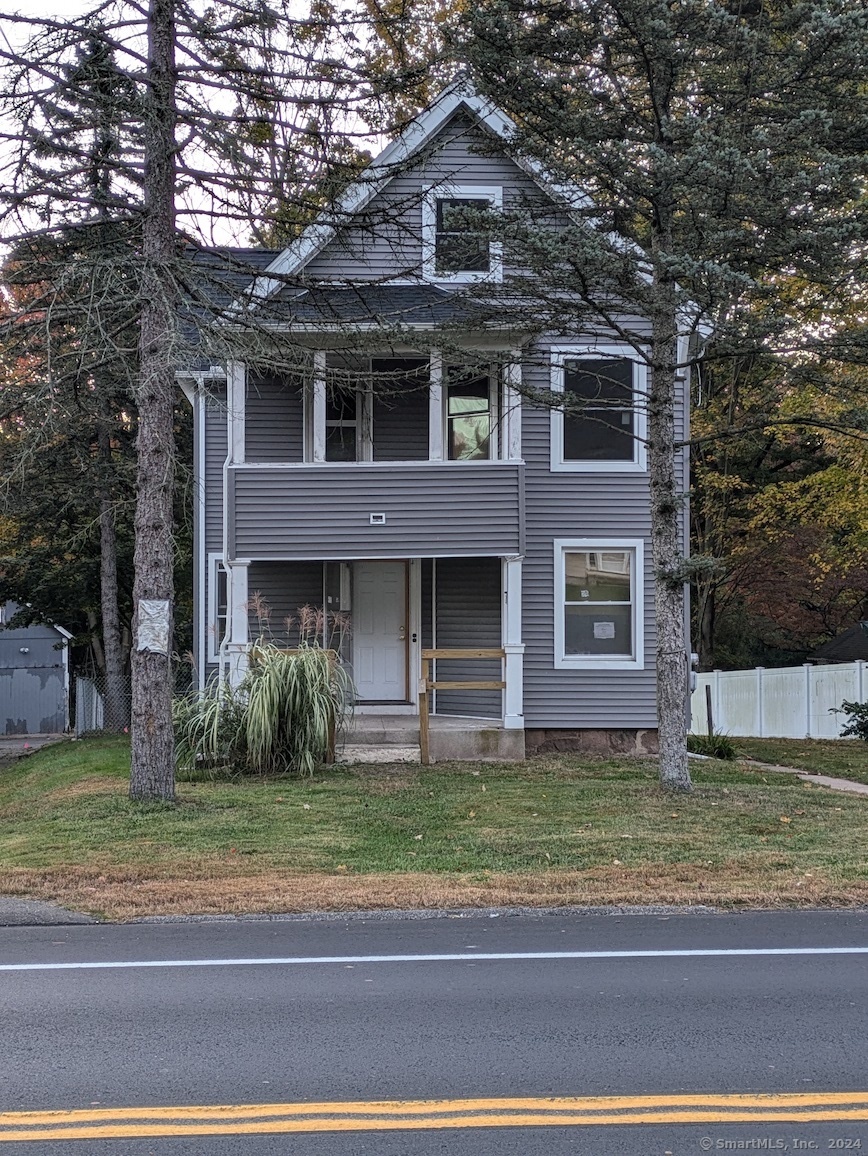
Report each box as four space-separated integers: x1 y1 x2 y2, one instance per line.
0 602 71 735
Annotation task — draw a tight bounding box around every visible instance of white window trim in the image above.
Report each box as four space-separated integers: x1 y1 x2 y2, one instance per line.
422 184 503 284
549 343 648 473
311 355 375 463
553 538 645 670
207 553 228 664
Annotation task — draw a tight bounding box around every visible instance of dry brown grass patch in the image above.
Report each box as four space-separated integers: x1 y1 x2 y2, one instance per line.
6 862 868 922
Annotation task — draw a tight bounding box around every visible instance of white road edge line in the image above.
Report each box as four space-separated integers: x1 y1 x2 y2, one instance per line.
2 947 868 971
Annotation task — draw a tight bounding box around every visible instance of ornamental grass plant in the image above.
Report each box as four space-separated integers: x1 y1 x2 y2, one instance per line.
242 640 352 776
174 605 353 777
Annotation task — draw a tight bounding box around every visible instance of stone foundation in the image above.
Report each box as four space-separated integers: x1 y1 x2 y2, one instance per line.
524 728 659 756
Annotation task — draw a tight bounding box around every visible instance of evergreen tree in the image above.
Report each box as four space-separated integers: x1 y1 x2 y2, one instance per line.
450 0 868 787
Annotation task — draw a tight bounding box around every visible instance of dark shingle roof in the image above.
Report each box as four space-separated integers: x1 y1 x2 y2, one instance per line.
272 283 479 326
810 622 868 663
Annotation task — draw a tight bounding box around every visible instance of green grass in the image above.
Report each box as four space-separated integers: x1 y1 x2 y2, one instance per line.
734 738 868 784
2 736 867 918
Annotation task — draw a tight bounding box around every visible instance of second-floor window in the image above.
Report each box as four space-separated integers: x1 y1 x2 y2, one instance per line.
446 371 491 460
445 367 499 461
422 185 503 283
550 346 647 473
325 389 360 462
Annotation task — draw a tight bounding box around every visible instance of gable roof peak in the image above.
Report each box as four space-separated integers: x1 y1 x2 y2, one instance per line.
245 76 587 306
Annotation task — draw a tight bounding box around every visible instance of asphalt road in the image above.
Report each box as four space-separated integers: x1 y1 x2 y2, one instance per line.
1 908 868 1154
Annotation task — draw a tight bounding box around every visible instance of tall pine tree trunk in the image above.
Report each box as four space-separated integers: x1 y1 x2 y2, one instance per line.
649 267 692 791
129 0 177 800
98 421 128 732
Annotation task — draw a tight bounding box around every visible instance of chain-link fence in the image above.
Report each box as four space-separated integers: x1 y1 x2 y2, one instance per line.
74 667 194 737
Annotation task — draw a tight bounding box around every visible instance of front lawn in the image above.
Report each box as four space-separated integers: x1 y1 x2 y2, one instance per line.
1 736 867 919
734 738 868 785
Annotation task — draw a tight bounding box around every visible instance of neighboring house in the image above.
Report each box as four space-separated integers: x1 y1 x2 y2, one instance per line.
809 623 868 665
183 80 690 759
0 602 71 735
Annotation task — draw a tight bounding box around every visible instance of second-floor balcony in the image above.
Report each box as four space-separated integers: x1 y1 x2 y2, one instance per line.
222 351 525 560
228 460 524 560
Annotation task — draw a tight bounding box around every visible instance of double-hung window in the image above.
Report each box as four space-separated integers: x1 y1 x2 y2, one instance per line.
207 555 229 662
324 389 359 462
445 368 495 460
554 540 644 669
550 346 647 472
422 185 503 283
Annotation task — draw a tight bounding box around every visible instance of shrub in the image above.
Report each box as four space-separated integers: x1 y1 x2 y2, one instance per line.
688 731 737 760
835 700 868 742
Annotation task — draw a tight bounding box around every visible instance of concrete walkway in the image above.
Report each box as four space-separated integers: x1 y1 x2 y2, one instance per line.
739 758 868 797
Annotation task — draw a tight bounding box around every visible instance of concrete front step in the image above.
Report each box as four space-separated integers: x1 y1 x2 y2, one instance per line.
337 745 421 765
345 727 421 747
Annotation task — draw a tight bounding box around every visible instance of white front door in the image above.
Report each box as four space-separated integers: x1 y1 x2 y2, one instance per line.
353 561 407 701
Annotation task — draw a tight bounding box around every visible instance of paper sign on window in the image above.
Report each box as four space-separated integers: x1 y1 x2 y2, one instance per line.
593 621 616 639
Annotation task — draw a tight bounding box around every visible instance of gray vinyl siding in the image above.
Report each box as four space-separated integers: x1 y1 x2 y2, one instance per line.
196 101 693 735
247 562 324 646
246 375 304 463
305 110 557 282
204 385 227 555
421 559 433 649
230 463 522 559
519 340 682 730
433 558 501 719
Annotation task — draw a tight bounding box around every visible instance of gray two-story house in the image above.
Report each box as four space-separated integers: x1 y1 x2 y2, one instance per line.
186 79 689 760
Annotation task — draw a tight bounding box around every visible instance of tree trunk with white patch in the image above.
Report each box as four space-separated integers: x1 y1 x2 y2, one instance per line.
129 0 177 801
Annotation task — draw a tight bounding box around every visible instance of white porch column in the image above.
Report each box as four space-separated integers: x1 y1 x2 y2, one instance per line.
502 555 524 729
312 349 326 463
225 560 249 688
428 349 444 460
503 354 522 461
227 360 246 464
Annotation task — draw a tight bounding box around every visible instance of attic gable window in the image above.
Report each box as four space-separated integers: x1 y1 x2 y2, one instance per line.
422 185 503 283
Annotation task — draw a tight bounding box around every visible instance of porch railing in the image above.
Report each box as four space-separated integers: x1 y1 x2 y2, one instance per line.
418 648 506 765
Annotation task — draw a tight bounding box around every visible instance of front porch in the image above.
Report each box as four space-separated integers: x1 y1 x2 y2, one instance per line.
218 555 525 759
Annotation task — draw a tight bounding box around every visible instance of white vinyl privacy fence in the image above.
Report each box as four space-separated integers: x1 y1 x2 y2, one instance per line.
691 662 867 739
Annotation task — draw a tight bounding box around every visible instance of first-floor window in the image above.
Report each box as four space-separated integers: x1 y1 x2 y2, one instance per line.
208 557 228 661
554 540 644 669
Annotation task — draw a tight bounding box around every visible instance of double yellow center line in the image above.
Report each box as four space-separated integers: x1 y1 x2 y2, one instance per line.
2 1092 868 1141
